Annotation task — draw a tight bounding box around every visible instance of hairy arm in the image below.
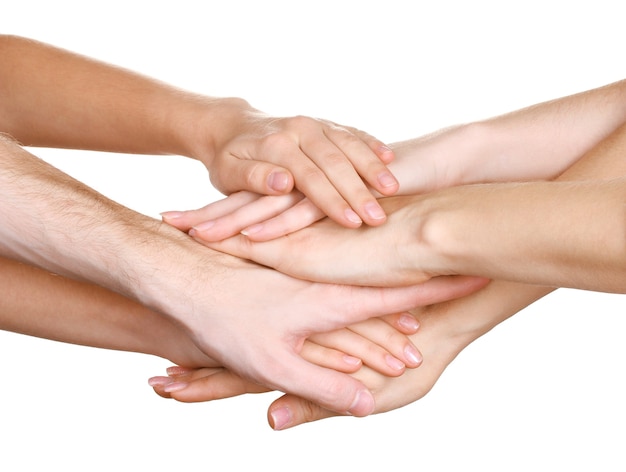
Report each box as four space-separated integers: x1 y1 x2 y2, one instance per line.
0 136 484 417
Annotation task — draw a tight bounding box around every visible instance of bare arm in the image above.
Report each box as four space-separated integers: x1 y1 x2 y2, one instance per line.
156 110 626 429
0 256 213 367
167 78 626 242
201 122 626 293
0 135 484 417
0 34 396 226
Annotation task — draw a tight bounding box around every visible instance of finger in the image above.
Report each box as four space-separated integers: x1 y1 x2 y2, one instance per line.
190 192 305 242
267 394 339 431
320 124 399 196
161 191 261 232
165 369 269 403
341 125 396 165
241 198 325 241
299 340 363 373
148 366 226 398
309 276 491 334
297 137 389 227
309 328 407 377
210 157 294 196
263 354 376 417
347 316 422 368
147 376 174 399
268 146 366 229
378 312 420 335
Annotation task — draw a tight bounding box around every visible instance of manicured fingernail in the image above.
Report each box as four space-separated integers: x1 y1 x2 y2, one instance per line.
160 211 184 220
385 354 405 371
378 145 394 162
241 223 263 236
344 208 362 225
364 202 386 220
398 314 419 332
342 355 362 366
347 389 375 416
163 382 189 393
147 376 172 387
191 220 215 233
268 171 290 192
377 171 398 188
166 365 192 376
269 407 292 430
404 345 423 366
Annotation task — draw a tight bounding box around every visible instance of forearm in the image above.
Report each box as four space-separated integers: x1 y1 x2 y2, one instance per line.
0 256 211 367
0 135 220 329
389 79 626 193
418 123 626 293
0 34 249 163
419 179 626 292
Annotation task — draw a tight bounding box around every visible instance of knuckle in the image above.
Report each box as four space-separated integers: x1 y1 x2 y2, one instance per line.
262 132 292 149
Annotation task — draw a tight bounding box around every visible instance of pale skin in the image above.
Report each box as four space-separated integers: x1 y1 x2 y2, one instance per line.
0 35 489 416
200 176 626 293
166 79 626 241
171 81 626 292
0 256 427 380
0 34 398 228
154 85 626 429
0 135 485 417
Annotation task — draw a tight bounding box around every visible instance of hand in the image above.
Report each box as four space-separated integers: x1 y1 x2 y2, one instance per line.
162 190 324 242
149 312 423 398
186 195 434 287
156 251 488 417
201 104 400 228
155 281 551 430
161 128 489 243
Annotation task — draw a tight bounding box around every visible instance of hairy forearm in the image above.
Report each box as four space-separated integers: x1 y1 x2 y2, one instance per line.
0 135 221 330
0 34 249 163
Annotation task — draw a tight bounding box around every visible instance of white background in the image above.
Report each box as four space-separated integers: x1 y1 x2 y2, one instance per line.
2 1 625 470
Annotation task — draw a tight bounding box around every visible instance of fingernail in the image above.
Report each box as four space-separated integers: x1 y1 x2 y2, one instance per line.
385 354 405 371
377 171 398 188
269 406 292 430
347 389 375 416
398 314 419 332
378 145 395 162
364 202 386 220
241 223 263 236
344 208 362 225
342 355 362 366
160 211 184 221
163 382 189 393
191 220 215 233
147 376 172 387
268 171 290 192
166 365 192 376
404 345 423 366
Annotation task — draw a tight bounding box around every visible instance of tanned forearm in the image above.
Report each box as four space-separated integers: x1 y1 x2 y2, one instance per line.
0 34 247 162
0 256 211 367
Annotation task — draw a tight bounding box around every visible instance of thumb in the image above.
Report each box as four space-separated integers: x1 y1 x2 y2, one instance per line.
210 158 294 196
266 353 376 419
267 393 339 431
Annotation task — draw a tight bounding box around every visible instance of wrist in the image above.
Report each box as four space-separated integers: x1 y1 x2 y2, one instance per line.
175 96 256 167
